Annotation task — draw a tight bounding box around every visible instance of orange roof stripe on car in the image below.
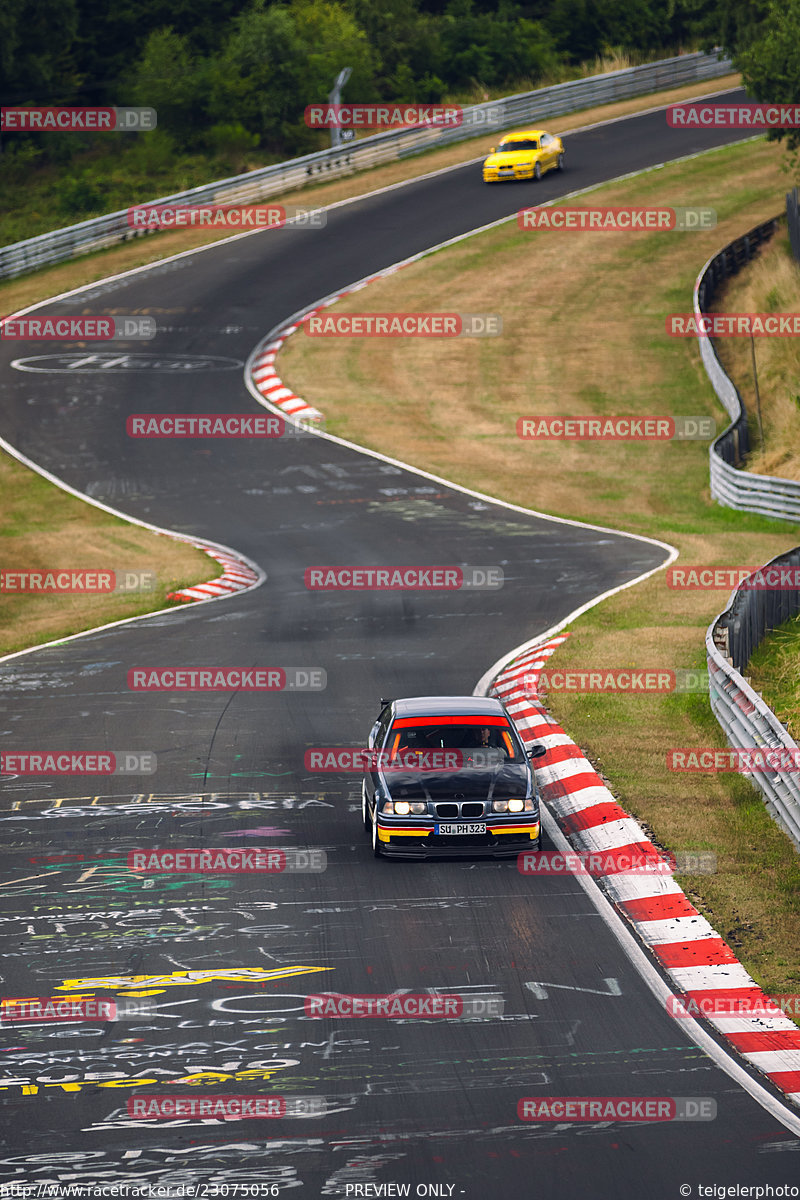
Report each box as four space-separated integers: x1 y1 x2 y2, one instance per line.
392 715 509 727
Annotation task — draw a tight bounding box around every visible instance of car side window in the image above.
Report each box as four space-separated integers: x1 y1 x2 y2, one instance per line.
541 133 551 146
375 706 393 749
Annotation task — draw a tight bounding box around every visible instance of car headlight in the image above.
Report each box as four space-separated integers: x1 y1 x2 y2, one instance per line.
385 800 426 816
492 797 535 813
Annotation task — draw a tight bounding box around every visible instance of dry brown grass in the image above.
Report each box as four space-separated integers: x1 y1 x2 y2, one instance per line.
712 235 800 479
545 560 800 998
0 450 217 656
279 138 785 531
748 613 800 741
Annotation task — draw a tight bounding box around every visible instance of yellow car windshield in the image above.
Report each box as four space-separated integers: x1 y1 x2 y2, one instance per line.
500 139 540 151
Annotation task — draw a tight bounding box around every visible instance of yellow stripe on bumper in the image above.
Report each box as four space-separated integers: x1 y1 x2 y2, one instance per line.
377 826 432 842
487 824 540 836
379 823 538 841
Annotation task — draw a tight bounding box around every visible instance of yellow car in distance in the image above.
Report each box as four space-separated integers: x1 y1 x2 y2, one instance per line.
482 129 564 183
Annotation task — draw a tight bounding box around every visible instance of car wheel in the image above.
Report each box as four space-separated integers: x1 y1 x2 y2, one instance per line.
361 780 371 832
372 809 382 858
533 162 541 181
556 153 564 171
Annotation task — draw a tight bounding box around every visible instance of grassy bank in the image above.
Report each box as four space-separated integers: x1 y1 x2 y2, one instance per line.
0 453 217 657
712 231 800 480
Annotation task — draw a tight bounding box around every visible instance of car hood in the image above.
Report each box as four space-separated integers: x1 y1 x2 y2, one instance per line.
484 149 538 166
382 761 530 801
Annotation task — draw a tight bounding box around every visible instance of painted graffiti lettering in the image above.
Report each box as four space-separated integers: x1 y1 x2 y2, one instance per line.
56 964 330 993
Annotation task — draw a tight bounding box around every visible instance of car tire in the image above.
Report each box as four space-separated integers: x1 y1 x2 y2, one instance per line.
556 153 564 171
533 162 541 181
361 780 371 832
372 810 382 858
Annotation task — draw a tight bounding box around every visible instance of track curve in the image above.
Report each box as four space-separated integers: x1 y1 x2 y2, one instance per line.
0 89 797 1196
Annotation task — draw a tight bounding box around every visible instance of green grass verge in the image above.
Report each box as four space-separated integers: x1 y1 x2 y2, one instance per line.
749 612 800 743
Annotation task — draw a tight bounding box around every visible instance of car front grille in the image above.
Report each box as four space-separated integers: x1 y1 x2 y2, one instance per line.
434 801 485 818
435 803 459 818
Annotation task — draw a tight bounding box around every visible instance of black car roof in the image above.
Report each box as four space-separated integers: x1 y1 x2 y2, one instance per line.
391 696 508 719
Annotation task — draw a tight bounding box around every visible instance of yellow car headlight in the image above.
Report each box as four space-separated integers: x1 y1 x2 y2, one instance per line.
492 797 534 813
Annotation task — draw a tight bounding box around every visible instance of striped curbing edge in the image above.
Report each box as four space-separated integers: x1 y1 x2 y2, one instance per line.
492 632 800 1109
167 543 260 604
248 265 412 425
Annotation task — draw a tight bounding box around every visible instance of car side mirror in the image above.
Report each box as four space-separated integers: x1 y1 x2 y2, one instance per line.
527 743 547 760
490 146 496 153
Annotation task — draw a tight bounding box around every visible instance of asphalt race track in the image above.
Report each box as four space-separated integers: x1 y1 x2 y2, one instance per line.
1 89 798 1196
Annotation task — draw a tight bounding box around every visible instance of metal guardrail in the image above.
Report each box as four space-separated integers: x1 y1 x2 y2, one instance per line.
787 186 800 263
0 50 734 280
695 217 800 521
707 547 800 850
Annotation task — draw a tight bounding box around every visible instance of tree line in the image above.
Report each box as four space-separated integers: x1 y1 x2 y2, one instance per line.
0 0 796 166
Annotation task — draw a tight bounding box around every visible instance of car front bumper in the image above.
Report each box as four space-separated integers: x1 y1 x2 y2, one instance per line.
376 819 540 858
483 166 534 182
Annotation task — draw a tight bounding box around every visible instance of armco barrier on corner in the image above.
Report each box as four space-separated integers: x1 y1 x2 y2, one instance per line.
694 214 800 522
707 547 800 851
0 52 733 280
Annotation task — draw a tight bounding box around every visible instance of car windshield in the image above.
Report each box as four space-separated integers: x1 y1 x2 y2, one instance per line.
386 720 522 762
500 139 539 151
